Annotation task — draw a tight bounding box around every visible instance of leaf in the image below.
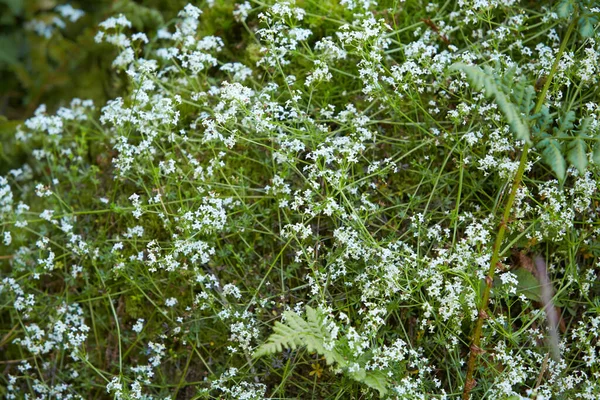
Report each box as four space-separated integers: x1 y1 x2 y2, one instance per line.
254 306 389 395
593 139 600 165
0 34 20 66
530 106 553 136
537 138 566 181
514 268 541 302
554 110 576 136
578 15 598 38
254 306 346 366
567 137 588 175
0 116 21 135
0 0 24 15
575 117 593 139
450 63 531 144
556 0 573 19
352 369 389 396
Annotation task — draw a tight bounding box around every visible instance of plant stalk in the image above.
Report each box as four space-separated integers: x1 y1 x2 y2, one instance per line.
461 17 577 400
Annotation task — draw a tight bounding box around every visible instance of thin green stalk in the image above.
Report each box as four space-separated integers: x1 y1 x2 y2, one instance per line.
462 16 577 400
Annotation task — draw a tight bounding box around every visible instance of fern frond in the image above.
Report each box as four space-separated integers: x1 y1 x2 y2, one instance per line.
537 137 566 181
253 307 346 366
254 306 389 395
554 110 576 136
567 137 588 175
575 117 593 139
593 139 600 165
349 368 389 396
450 63 531 144
530 106 553 136
521 85 536 115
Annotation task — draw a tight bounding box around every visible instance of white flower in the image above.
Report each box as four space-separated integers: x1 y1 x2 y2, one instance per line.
56 4 85 22
3 231 11 246
233 1 252 22
132 319 145 333
99 14 132 30
165 297 178 307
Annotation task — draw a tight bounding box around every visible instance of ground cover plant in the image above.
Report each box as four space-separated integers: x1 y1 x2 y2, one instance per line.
1 0 600 398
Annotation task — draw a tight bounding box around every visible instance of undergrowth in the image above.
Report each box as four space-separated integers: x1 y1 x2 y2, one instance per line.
1 0 600 399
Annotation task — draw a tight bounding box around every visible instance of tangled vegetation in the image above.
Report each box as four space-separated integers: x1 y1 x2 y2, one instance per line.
1 0 600 398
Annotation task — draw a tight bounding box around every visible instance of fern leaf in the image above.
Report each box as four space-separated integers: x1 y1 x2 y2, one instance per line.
556 0 574 19
361 370 389 396
254 307 346 366
575 117 593 138
530 106 552 136
254 306 390 395
450 63 531 144
578 15 598 38
554 110 576 136
593 139 600 165
253 322 301 357
567 137 588 175
537 138 566 181
521 85 536 114
500 66 517 93
347 368 388 396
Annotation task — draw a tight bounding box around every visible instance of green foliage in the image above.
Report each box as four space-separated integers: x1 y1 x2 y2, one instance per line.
2 0 600 398
537 137 567 182
114 1 164 30
554 111 577 136
567 137 588 175
451 60 599 182
0 0 202 119
254 306 345 365
534 111 597 181
254 306 389 396
514 268 541 302
556 0 599 37
578 14 598 37
451 13 597 183
450 63 532 144
593 125 600 165
557 0 575 18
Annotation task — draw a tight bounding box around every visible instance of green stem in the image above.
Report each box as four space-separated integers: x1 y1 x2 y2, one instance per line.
461 17 577 400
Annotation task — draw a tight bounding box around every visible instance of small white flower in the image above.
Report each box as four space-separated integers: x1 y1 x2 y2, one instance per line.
165 297 178 307
132 319 145 333
3 231 11 246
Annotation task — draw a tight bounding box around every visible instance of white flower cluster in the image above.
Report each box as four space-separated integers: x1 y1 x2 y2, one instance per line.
25 4 85 38
4 0 600 398
13 303 89 360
